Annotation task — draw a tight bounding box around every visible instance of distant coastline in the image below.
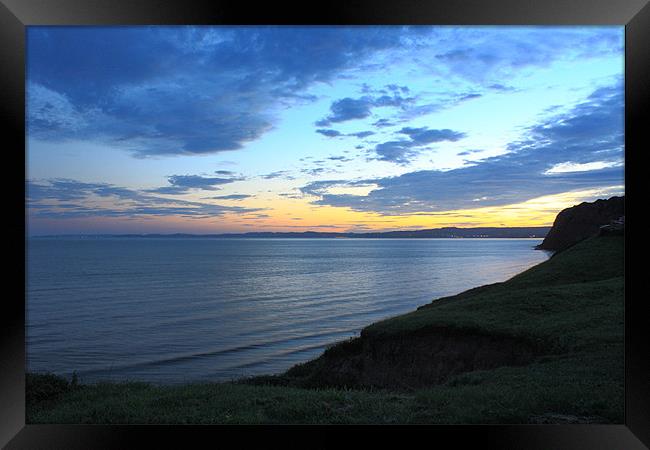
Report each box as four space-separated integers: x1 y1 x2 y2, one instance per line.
31 226 550 240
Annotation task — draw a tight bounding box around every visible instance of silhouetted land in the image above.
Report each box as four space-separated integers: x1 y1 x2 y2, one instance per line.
34 226 550 239
537 196 624 251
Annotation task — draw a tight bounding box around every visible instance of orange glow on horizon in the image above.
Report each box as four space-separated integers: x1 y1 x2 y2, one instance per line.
192 185 625 233
29 186 623 235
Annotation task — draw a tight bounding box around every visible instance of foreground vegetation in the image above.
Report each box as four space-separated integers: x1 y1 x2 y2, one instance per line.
27 235 624 424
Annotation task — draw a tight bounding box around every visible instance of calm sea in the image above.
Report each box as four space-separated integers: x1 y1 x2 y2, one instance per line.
26 238 549 384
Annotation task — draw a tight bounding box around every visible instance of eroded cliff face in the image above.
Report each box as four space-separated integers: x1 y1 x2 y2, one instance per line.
536 196 624 252
279 327 545 390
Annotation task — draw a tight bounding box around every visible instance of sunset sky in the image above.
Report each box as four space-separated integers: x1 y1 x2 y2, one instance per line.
26 26 624 235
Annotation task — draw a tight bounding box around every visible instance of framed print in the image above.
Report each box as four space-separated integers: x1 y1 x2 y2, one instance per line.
2 0 648 448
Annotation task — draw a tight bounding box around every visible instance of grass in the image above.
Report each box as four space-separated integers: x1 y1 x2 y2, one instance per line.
27 235 624 424
364 236 623 350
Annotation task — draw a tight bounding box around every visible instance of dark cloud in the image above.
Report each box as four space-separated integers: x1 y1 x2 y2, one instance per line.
146 174 243 194
144 186 194 195
373 141 419 164
372 118 395 128
370 127 467 164
28 27 414 157
206 194 252 200
327 155 353 162
395 90 497 123
386 84 410 94
432 28 623 83
316 128 375 139
27 178 262 219
458 93 482 101
26 179 105 202
316 93 414 126
363 86 494 128
316 128 343 138
299 180 344 196
307 81 624 213
167 175 241 189
373 94 412 107
457 149 484 156
316 97 373 126
27 27 622 158
300 179 376 197
348 130 375 138
488 83 516 92
278 191 304 199
301 167 329 176
398 127 466 145
362 83 411 96
261 170 295 180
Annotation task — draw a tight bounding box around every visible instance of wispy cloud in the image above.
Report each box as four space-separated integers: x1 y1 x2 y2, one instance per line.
316 128 375 139
430 27 623 83
260 170 295 180
205 194 253 200
145 173 243 194
307 81 624 213
315 129 343 138
27 179 261 219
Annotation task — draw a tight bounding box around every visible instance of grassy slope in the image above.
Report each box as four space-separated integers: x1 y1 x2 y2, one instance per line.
27 235 624 424
364 234 623 348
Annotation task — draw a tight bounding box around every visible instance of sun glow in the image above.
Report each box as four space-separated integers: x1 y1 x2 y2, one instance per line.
147 185 625 234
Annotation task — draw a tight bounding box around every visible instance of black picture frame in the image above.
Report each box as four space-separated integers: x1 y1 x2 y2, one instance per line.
2 0 648 447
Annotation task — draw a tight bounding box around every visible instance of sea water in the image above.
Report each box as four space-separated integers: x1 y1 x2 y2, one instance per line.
26 238 549 384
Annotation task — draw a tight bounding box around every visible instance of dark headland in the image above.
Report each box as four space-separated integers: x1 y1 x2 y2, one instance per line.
26 198 624 424
536 196 624 251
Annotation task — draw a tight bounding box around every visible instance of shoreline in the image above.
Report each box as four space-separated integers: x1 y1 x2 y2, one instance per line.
27 235 623 424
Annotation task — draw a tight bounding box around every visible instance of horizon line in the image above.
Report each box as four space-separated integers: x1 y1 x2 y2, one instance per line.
28 225 552 238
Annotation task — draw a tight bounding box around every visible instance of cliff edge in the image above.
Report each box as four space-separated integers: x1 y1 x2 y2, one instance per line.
536 196 624 252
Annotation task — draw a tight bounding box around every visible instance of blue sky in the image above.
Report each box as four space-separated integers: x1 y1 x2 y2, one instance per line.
26 26 624 234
